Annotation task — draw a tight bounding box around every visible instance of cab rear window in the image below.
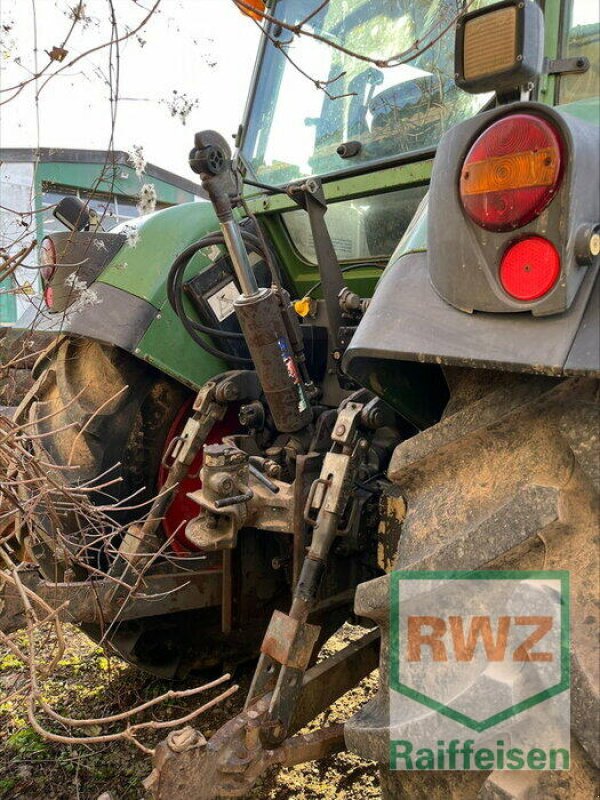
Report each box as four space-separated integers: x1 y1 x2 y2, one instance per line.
282 185 427 264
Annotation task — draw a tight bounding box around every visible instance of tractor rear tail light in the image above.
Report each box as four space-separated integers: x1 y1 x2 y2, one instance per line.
499 236 560 301
460 113 564 232
41 237 56 307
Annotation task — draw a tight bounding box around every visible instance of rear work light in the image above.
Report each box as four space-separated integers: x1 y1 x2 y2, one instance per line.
499 236 560 301
460 113 564 232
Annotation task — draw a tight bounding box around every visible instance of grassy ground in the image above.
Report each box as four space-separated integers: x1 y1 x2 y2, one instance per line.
0 624 380 800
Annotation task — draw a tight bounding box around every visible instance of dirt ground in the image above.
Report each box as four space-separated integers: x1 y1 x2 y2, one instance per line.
0 623 380 800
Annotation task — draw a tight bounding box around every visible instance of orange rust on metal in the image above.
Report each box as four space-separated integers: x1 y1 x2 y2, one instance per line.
260 610 300 665
260 609 320 670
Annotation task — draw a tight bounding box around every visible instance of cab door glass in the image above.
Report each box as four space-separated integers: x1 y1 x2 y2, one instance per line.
560 0 600 104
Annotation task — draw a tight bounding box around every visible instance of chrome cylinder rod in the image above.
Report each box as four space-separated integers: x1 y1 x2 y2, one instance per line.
220 219 260 298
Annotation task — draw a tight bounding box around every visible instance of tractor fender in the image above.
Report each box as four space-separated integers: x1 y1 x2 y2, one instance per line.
16 281 157 354
13 201 228 390
344 247 599 401
344 98 600 403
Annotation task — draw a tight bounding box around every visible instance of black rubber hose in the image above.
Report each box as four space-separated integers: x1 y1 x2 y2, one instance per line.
167 230 273 366
168 237 251 365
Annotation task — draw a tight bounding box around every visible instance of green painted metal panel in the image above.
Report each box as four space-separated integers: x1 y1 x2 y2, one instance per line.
98 201 219 306
245 159 434 215
538 0 562 106
135 293 227 389
99 164 431 307
97 200 231 389
248 160 434 295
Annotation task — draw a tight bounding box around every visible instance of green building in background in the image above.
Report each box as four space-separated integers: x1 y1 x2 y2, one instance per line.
0 148 203 324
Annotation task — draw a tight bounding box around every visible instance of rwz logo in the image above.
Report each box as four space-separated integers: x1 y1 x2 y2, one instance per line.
406 614 554 663
388 571 570 770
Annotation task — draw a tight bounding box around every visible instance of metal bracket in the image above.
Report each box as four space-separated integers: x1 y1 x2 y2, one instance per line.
287 178 346 350
260 610 320 670
543 56 589 76
0 566 223 635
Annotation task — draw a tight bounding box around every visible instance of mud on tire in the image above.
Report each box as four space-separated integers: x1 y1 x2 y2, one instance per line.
16 337 232 677
346 370 599 799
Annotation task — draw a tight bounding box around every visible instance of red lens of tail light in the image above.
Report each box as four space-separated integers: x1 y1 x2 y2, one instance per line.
499 236 560 301
41 238 57 307
41 237 57 282
460 114 564 232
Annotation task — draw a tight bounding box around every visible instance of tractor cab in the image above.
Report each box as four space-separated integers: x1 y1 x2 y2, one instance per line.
239 0 496 183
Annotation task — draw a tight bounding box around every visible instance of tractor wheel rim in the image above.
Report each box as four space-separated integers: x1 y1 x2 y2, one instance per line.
157 398 238 555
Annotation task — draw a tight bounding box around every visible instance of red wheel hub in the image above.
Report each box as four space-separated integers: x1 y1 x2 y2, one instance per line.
158 398 239 554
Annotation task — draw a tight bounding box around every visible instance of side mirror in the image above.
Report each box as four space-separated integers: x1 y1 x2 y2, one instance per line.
53 196 90 232
454 0 544 96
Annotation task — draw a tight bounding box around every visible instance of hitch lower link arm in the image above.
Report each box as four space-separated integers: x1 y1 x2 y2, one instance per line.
244 401 368 745
144 400 382 800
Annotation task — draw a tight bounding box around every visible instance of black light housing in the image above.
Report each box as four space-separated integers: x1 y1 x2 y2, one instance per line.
454 0 544 96
53 196 91 232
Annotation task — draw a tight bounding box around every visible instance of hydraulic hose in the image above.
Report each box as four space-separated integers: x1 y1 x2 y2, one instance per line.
166 229 271 365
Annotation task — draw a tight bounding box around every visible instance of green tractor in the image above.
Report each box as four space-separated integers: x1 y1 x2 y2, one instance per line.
3 0 598 796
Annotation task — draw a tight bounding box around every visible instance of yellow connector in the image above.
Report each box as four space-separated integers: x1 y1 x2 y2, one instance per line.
293 297 313 318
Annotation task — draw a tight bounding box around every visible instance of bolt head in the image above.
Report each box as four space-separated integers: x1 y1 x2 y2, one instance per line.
218 476 234 495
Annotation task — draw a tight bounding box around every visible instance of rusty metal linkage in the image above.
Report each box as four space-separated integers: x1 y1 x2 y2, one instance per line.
244 401 368 746
145 399 390 799
144 629 380 799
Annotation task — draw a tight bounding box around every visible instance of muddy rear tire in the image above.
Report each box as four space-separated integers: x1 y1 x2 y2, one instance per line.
379 738 599 798
20 337 266 678
24 337 188 567
347 371 599 799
